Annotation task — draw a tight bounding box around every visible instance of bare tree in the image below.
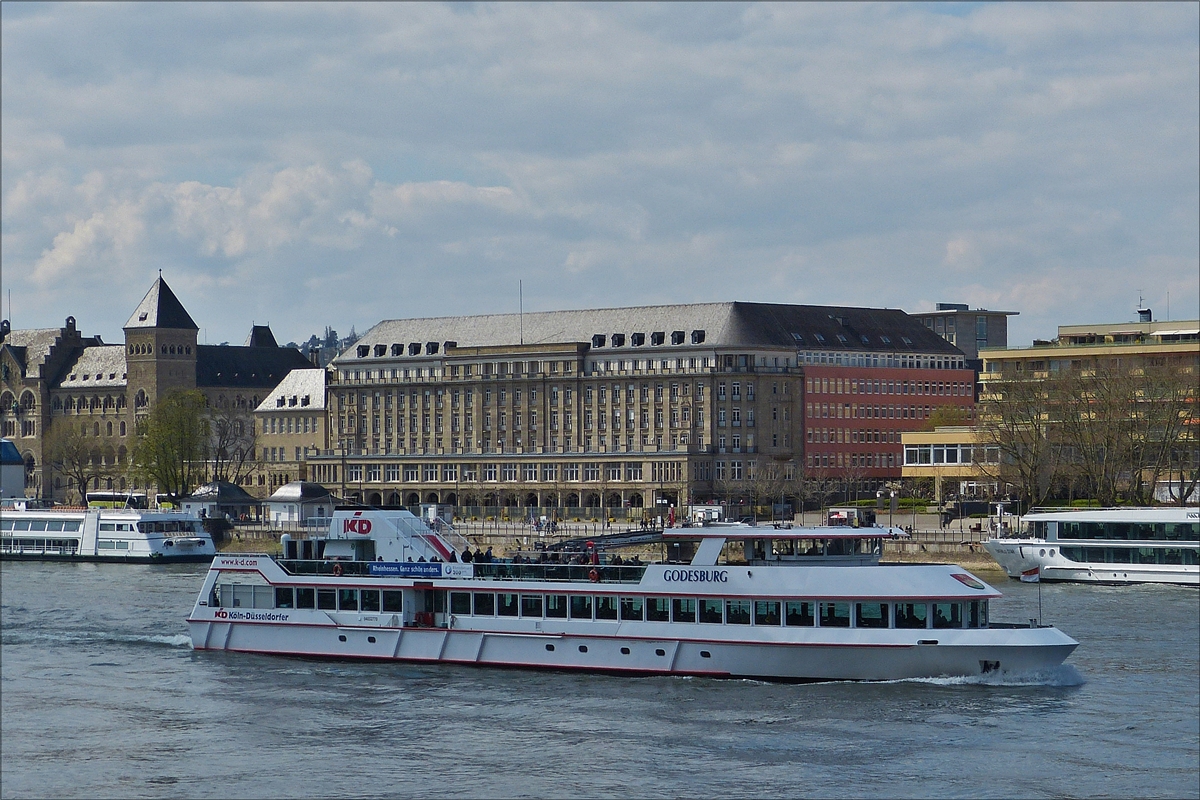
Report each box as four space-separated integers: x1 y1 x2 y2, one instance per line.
1126 362 1198 505
207 402 257 485
42 421 109 504
977 373 1064 506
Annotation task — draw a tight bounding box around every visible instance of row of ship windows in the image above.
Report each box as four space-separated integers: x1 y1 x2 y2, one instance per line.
1056 546 1198 565
1037 522 1199 542
218 584 988 629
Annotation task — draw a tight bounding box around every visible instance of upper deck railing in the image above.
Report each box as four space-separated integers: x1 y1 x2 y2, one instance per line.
275 558 649 583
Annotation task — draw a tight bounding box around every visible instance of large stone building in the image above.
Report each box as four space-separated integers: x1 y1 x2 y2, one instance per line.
307 302 970 516
0 277 311 501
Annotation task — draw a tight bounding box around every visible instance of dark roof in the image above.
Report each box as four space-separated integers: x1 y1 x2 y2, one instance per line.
124 277 199 331
338 302 963 363
245 325 278 348
725 303 959 354
183 481 259 503
196 345 311 389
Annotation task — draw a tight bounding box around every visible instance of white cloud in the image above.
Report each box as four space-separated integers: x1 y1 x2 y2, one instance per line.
1 2 1196 345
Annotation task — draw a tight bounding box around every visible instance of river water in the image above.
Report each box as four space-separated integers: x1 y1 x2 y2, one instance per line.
1 561 1196 799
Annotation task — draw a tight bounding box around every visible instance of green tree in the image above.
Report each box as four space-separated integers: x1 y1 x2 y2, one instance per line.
923 404 970 431
133 390 210 501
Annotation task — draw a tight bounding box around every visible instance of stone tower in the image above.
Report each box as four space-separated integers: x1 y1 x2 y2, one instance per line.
122 276 199 413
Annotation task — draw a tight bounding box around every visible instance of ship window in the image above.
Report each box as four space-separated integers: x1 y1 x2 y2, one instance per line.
296 588 315 609
274 588 294 609
699 598 723 624
595 595 618 620
784 601 814 626
338 589 358 611
725 599 751 625
570 594 593 620
700 650 711 658
1109 548 1132 564
521 594 544 618
360 589 381 612
546 594 568 618
931 602 962 629
855 602 889 628
450 592 471 615
671 598 697 623
894 602 927 628
819 602 851 628
497 593 519 616
317 589 337 610
620 596 644 621
620 647 631 655
967 600 988 628
754 600 781 626
645 597 670 622
473 593 495 615
231 585 253 608
382 590 403 613
578 645 588 653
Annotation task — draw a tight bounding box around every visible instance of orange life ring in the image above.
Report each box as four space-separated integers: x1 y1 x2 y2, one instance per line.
588 568 600 583
332 563 343 577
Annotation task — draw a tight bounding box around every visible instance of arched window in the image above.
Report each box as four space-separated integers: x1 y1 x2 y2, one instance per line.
120 421 126 436
94 422 100 436
106 421 113 436
135 390 147 408
19 391 36 410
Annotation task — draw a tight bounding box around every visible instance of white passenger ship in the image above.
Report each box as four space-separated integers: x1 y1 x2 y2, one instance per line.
187 509 1077 681
985 507 1199 586
1 504 216 563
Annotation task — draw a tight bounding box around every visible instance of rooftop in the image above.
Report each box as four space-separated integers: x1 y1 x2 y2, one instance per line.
335 302 962 366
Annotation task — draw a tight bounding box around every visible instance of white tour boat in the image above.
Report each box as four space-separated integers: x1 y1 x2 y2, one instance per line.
186 508 1077 681
985 507 1199 586
1 503 216 563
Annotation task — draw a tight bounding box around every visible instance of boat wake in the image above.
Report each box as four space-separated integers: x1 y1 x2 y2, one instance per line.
2 629 193 649
892 664 1085 687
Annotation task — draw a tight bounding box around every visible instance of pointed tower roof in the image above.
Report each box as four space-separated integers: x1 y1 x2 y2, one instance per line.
124 276 199 331
244 325 278 348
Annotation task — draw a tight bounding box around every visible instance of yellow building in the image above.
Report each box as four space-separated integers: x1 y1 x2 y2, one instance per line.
901 426 999 502
980 315 1199 385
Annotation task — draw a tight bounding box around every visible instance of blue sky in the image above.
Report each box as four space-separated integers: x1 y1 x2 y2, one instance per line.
3 2 1197 347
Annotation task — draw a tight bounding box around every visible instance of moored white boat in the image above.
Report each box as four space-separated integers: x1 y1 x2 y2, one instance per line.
985 507 1199 586
1 504 216 563
187 508 1077 681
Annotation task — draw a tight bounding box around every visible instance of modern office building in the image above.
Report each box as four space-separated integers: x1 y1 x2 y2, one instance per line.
307 302 972 515
911 303 1017 370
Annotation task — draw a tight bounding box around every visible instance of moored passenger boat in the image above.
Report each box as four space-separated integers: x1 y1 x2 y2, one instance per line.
187 508 1077 681
985 507 1199 586
1 503 216 563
